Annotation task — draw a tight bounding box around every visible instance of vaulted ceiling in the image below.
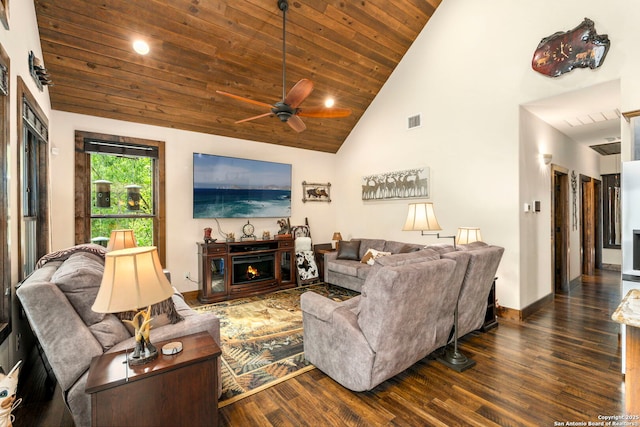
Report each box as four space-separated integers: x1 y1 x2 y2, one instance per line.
34 0 442 153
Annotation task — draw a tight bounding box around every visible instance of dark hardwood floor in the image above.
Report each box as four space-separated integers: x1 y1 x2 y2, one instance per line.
13 270 625 426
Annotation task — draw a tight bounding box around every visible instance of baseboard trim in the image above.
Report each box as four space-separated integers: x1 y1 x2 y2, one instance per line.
497 306 521 322
182 290 199 301
498 293 555 322
601 263 621 272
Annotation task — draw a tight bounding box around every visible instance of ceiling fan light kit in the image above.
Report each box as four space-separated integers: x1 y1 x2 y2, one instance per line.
216 0 351 133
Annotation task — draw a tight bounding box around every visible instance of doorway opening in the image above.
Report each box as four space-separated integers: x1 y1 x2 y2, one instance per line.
580 174 602 275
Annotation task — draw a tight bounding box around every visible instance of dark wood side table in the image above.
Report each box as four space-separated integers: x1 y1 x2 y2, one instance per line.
86 332 221 427
313 243 334 282
481 277 498 331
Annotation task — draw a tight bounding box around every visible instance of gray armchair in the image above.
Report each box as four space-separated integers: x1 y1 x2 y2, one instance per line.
301 257 463 391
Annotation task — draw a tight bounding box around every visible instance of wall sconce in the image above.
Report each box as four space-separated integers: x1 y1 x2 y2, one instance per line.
541 153 552 165
402 202 456 247
29 51 53 91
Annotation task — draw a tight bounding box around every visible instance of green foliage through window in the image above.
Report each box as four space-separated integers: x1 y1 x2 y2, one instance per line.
90 153 155 246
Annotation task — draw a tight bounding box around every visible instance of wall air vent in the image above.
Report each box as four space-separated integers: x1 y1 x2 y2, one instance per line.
407 114 421 130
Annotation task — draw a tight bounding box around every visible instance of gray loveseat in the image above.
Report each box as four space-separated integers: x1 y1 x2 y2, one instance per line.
324 238 426 292
16 244 221 427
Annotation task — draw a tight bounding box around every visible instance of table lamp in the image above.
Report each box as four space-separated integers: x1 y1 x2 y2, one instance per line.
332 232 343 250
92 246 174 365
456 227 482 245
106 229 137 251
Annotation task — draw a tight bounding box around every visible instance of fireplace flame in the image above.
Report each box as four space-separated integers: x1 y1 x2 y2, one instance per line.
246 265 259 280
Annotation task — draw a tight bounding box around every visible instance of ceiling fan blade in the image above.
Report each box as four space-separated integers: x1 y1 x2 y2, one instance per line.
297 106 352 118
287 115 306 132
216 90 274 109
235 112 274 124
284 79 314 108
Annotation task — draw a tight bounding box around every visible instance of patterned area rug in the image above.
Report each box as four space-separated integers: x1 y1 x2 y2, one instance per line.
194 283 358 406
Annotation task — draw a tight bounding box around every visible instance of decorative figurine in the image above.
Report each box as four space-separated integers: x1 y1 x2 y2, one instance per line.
0 360 22 427
203 227 216 244
277 218 290 235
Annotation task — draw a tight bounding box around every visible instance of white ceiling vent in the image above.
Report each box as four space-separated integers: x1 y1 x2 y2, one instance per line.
407 114 422 130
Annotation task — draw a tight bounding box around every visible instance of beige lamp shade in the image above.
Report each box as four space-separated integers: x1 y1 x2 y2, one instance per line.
402 202 442 231
456 227 483 245
92 246 173 313
332 232 343 241
106 229 137 251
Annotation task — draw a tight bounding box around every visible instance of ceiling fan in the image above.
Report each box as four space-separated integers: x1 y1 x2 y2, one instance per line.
215 0 351 133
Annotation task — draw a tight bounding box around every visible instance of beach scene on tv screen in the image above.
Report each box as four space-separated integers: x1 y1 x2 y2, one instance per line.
193 153 292 218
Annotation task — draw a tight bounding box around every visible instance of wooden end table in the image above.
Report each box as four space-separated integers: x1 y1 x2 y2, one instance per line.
86 332 221 427
313 243 334 282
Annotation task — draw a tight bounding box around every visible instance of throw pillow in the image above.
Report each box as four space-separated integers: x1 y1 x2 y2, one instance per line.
336 240 361 260
360 248 392 265
51 252 107 326
89 314 132 351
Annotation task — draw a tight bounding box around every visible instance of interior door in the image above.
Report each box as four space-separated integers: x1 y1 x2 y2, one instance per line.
581 177 596 276
553 169 570 293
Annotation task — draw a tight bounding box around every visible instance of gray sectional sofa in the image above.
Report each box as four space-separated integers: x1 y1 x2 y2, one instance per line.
16 244 221 427
307 238 504 391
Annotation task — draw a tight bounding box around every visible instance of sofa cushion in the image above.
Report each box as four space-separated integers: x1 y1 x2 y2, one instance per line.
337 240 361 260
398 244 423 253
329 259 362 276
457 241 489 251
424 243 456 254
355 239 385 258
51 252 106 326
374 248 440 267
89 314 132 351
382 240 421 254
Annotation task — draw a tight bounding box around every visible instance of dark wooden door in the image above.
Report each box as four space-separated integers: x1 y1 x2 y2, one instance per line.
581 178 596 276
553 170 570 293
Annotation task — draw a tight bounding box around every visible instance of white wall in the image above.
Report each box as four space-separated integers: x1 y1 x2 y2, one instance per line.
335 0 640 310
519 108 601 304
49 112 337 292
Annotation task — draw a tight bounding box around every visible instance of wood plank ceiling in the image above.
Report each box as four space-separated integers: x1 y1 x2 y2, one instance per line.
34 0 441 153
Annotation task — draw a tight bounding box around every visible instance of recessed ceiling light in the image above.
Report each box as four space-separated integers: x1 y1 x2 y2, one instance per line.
133 40 150 55
324 98 335 108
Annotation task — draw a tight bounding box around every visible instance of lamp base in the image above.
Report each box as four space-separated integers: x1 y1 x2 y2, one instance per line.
128 346 158 366
436 348 476 372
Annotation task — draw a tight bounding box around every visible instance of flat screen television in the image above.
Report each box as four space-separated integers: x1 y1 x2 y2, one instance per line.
193 153 292 218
